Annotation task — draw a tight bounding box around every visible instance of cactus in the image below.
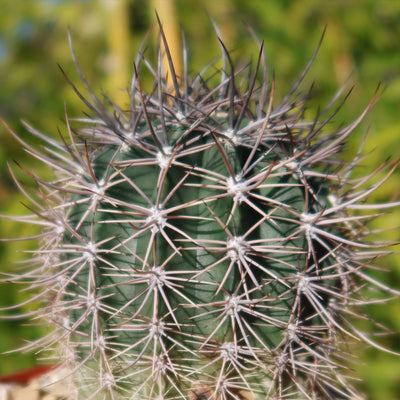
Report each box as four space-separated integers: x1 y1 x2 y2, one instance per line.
2 28 399 400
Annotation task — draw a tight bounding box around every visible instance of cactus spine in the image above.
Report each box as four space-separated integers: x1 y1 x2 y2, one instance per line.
2 29 399 400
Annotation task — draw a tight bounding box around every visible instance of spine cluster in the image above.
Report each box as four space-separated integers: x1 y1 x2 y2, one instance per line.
2 31 399 400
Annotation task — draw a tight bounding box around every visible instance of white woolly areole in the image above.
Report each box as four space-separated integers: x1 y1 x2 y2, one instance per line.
300 212 318 239
300 212 317 224
55 222 65 235
146 265 166 289
154 355 167 375
220 342 237 360
227 176 248 203
328 193 338 207
95 335 107 351
227 236 246 261
146 206 166 233
150 318 165 338
297 273 310 293
156 146 173 169
86 292 99 311
175 111 185 121
286 323 298 342
120 134 134 152
61 315 71 330
90 179 105 202
221 128 242 145
225 295 243 315
285 160 299 171
83 241 97 262
101 372 115 392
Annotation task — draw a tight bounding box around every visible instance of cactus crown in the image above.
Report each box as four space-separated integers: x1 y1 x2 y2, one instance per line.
2 27 399 400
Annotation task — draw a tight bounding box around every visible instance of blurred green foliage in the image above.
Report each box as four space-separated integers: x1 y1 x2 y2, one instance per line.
0 0 399 398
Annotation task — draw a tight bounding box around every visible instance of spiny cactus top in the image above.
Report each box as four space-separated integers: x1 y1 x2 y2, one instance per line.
2 29 399 400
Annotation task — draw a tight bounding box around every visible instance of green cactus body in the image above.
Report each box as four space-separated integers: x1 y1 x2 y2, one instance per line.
2 30 399 400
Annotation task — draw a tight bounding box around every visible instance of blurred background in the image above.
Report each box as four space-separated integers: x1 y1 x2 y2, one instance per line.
0 0 399 398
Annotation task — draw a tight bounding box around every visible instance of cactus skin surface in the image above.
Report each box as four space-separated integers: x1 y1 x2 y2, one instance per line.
2 30 399 400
